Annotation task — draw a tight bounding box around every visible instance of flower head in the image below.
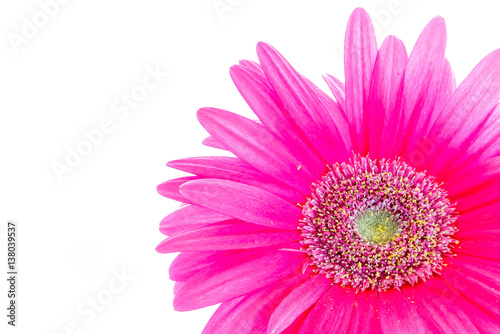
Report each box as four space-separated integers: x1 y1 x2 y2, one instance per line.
157 8 500 333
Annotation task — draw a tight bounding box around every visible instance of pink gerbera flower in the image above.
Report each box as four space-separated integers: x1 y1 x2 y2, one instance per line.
157 8 500 333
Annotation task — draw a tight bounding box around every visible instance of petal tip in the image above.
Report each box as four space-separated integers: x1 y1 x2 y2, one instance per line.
229 64 245 81
196 107 215 124
256 41 268 50
352 7 369 16
256 41 278 58
155 240 166 253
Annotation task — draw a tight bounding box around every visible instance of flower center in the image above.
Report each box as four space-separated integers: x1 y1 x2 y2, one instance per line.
299 156 457 292
355 210 398 244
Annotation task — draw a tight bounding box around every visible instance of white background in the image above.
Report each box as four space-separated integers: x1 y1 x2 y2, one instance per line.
1 0 499 333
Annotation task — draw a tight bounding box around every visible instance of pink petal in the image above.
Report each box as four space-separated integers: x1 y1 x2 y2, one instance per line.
445 157 500 198
159 204 231 236
465 103 500 162
173 281 184 295
280 310 311 334
455 238 500 262
455 203 500 231
298 285 355 333
455 176 500 214
344 7 378 154
323 74 346 115
425 277 500 332
368 35 407 159
268 274 332 334
440 255 500 320
379 289 425 334
447 254 500 287
437 103 500 182
179 179 301 230
202 271 308 334
397 16 447 161
235 59 351 155
157 220 301 253
403 58 455 169
455 226 500 241
230 64 326 177
169 250 235 282
257 42 351 164
173 247 305 311
202 296 245 334
423 48 500 175
433 58 456 118
167 156 305 203
402 283 478 333
202 136 227 150
157 176 199 204
197 107 316 194
348 290 381 334
238 59 264 74
301 75 353 152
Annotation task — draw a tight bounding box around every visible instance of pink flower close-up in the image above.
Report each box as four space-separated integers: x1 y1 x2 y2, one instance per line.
157 7 500 334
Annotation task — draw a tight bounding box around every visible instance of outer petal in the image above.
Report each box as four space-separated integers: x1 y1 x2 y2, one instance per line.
344 7 378 154
455 219 500 242
238 59 264 74
157 220 301 253
423 49 500 175
433 58 456 119
323 74 346 115
348 290 381 334
437 103 500 182
444 157 500 198
454 176 500 214
202 271 308 334
173 281 184 295
441 255 500 320
268 274 332 334
167 156 304 203
368 35 407 159
157 176 199 204
405 58 455 169
425 277 500 333
202 136 227 150
298 285 355 334
455 203 500 231
379 289 425 334
235 58 352 156
159 204 230 236
455 238 500 262
197 107 316 193
257 42 351 164
179 179 302 230
173 247 305 311
302 75 353 152
397 16 447 161
403 283 478 333
280 310 311 334
464 103 500 162
169 250 241 282
230 64 326 177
